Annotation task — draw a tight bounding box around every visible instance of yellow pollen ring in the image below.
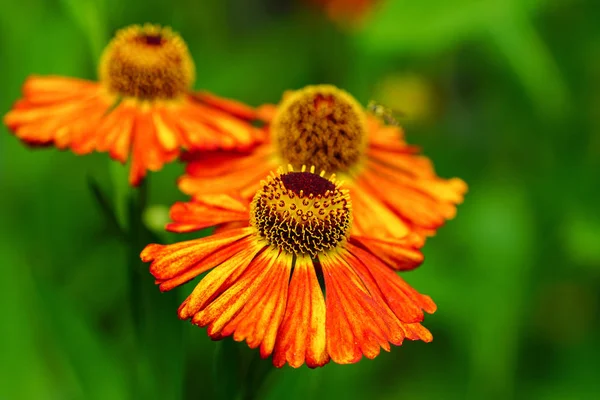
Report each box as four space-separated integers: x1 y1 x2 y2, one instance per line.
250 165 353 257
99 24 195 100
271 84 368 174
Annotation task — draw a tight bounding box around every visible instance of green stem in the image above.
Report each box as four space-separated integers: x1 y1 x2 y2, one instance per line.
128 178 185 400
213 340 243 400
212 339 273 400
242 352 273 400
102 162 184 399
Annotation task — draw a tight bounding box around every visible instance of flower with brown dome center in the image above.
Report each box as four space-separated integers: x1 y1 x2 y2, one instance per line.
142 166 435 368
99 25 195 100
251 168 351 257
4 24 265 186
179 84 467 241
272 85 367 174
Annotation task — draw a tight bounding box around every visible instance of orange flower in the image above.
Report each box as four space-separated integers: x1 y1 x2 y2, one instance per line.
142 167 435 368
3 24 264 185
179 84 467 239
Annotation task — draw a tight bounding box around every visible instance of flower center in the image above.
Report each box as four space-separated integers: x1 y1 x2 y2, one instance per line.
250 167 352 257
99 24 195 100
271 84 367 174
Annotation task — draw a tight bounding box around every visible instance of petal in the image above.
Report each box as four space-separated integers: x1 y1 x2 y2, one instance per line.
360 164 458 229
255 104 277 122
166 195 249 233
192 249 285 340
4 76 113 151
178 144 277 199
95 103 136 162
348 180 411 238
345 243 437 321
178 239 265 319
141 227 255 290
193 91 258 121
152 108 181 151
350 234 424 271
128 105 178 186
221 252 292 358
357 134 467 235
320 252 403 363
400 322 433 342
273 255 328 368
366 117 409 149
175 94 265 151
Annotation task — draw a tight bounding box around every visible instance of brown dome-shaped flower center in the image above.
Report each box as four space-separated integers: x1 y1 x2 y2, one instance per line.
250 166 352 257
272 85 367 174
99 24 195 100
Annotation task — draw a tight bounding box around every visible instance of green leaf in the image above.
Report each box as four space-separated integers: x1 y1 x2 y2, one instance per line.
86 175 126 241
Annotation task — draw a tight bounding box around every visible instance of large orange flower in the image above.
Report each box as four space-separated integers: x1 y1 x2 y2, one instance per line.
179 84 467 239
3 24 264 185
142 167 435 368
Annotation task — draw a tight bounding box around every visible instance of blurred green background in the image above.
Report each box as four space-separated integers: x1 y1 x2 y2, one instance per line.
1 0 599 399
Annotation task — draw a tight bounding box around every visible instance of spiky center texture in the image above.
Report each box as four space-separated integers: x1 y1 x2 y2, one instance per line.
250 168 352 257
272 85 367 174
99 24 195 100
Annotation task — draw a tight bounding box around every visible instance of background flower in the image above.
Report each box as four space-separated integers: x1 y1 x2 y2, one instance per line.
4 24 264 186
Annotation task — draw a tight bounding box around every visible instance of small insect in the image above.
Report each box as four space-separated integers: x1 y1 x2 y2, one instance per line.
367 100 405 126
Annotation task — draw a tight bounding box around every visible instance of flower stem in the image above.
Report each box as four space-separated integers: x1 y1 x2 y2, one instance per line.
106 163 184 399
242 352 273 400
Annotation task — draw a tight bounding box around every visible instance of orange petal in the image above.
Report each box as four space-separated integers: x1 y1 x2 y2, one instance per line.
128 106 178 186
346 243 437 321
366 116 408 148
400 322 433 342
4 76 113 151
179 144 277 199
220 252 291 357
141 227 255 288
166 195 249 233
255 104 277 122
358 165 458 230
321 252 407 363
350 234 424 271
20 75 105 104
152 108 181 151
273 255 329 368
177 239 265 319
193 91 258 121
192 248 283 339
176 94 265 151
348 180 411 238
